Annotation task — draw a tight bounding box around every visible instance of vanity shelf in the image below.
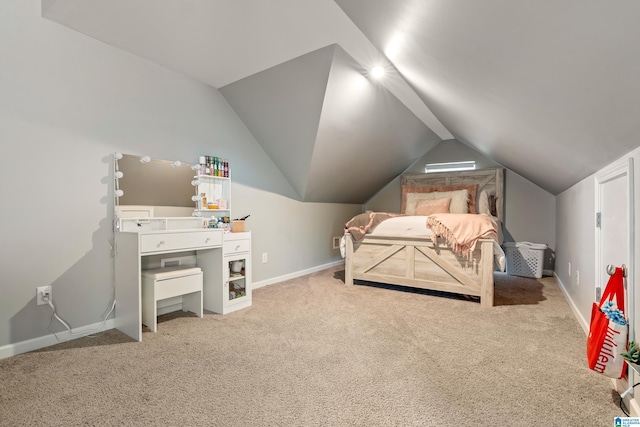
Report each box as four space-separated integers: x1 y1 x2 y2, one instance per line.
195 174 231 218
197 209 229 213
197 174 229 180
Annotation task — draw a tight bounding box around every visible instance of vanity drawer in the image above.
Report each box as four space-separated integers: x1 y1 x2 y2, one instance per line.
223 238 251 254
141 231 222 254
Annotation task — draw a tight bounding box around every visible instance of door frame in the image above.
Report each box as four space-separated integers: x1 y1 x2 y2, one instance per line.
594 156 634 399
595 157 634 310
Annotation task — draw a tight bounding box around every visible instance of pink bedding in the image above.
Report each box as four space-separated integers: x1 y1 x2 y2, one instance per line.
426 213 499 259
351 213 506 271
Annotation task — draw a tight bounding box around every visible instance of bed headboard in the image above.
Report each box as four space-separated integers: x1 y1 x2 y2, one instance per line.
401 168 505 224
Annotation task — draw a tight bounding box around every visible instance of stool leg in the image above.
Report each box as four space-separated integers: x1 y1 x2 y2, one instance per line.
183 291 203 318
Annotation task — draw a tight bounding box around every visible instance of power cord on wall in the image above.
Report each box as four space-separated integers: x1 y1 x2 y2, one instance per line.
43 293 116 342
619 382 640 416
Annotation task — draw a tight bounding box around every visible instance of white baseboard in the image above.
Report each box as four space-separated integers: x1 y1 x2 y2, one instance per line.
557 273 640 415
630 393 640 416
554 272 589 334
611 377 640 416
253 260 345 289
2 261 346 360
0 318 117 360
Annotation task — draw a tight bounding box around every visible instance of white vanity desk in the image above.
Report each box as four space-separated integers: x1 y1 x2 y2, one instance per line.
115 217 247 342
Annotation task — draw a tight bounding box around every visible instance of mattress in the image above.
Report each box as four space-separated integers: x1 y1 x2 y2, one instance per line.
368 215 506 272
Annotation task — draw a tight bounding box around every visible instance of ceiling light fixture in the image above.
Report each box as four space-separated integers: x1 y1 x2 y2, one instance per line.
425 161 476 173
370 65 386 79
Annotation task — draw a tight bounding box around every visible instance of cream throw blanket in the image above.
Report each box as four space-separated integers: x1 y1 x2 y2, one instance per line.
426 213 499 258
345 212 405 241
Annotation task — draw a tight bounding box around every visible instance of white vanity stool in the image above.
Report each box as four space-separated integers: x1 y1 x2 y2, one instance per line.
141 265 203 332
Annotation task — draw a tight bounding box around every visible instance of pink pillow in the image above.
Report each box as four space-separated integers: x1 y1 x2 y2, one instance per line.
415 197 451 216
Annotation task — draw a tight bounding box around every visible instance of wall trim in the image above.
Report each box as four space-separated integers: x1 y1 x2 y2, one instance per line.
0 318 117 360
629 392 640 417
253 260 345 289
555 272 589 335
2 262 346 359
556 272 640 414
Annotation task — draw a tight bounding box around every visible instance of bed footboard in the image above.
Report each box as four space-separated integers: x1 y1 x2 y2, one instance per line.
345 234 494 307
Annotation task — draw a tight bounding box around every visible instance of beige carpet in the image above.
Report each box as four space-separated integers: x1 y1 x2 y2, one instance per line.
0 267 625 426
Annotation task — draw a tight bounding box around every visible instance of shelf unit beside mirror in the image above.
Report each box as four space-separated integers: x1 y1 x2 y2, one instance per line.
195 174 230 219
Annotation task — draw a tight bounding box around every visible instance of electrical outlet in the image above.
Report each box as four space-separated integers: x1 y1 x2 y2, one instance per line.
576 270 580 286
262 252 268 263
568 262 571 277
332 236 341 249
36 286 52 306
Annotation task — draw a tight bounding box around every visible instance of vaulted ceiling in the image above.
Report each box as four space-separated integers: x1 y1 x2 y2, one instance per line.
43 0 640 200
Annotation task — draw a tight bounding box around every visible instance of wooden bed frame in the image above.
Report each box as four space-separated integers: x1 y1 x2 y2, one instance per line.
344 168 504 307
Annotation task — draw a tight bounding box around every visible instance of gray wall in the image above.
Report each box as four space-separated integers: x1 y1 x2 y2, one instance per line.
0 2 360 351
366 139 557 253
556 145 640 334
555 175 597 328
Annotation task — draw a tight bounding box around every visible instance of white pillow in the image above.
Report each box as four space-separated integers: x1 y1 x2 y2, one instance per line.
405 189 469 215
479 190 492 216
479 190 503 243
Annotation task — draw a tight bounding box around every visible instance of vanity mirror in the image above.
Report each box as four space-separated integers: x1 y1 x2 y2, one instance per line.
114 153 197 217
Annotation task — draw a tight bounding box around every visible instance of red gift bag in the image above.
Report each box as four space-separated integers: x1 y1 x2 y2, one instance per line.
587 266 628 378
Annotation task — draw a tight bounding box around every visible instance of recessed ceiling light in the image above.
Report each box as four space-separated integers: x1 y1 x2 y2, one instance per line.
370 65 386 79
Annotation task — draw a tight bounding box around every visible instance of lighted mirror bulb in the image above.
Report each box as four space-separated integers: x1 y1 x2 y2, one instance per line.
114 189 124 197
140 155 151 164
191 179 200 186
113 152 123 160
115 171 124 179
172 160 182 168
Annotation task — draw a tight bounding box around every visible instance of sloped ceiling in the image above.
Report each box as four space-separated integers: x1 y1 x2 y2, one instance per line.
335 0 640 194
220 45 440 202
42 0 640 197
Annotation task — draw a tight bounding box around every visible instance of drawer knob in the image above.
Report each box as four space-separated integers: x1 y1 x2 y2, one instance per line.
235 245 241 251
157 240 165 247
205 237 211 243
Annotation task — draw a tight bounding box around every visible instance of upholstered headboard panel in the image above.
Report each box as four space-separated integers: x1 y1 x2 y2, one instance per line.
401 168 505 224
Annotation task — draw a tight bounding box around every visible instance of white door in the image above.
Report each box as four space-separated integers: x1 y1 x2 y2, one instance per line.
598 169 628 293
595 157 634 390
595 158 633 304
